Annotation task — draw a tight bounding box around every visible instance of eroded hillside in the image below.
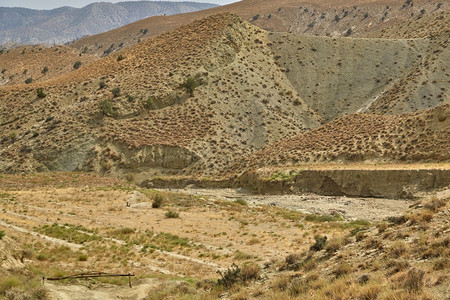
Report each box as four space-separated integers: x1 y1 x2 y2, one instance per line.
230 104 450 174
0 14 321 177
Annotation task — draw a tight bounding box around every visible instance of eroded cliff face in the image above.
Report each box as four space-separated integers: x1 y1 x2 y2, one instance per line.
238 168 450 199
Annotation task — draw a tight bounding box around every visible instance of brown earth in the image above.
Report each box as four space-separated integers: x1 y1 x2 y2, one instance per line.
0 45 98 87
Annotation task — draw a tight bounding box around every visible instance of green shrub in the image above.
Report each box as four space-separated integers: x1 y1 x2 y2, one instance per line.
165 210 179 218
36 88 46 98
217 264 241 288
152 194 164 208
310 235 327 251
99 81 106 89
0 230 5 239
41 66 48 74
111 87 121 97
126 95 135 102
24 78 33 84
73 61 82 69
78 254 88 261
234 198 247 206
117 54 125 61
98 99 114 116
182 76 199 96
144 97 155 110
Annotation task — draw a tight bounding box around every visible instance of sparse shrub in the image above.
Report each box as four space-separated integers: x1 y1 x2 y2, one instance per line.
335 15 341 22
25 78 33 84
423 196 445 211
115 227 135 235
0 230 5 239
41 66 48 74
240 262 261 282
144 97 155 110
332 263 353 278
389 241 407 257
234 198 247 206
78 254 88 261
273 275 290 291
124 174 134 182
325 237 343 254
36 88 46 98
403 268 424 292
126 95 135 102
0 277 21 294
152 194 164 208
364 12 369 18
73 61 82 69
252 14 260 21
98 99 114 116
99 81 106 89
377 223 388 233
433 258 448 271
117 54 125 61
1 68 5 74
284 253 301 270
111 87 121 97
217 264 241 288
183 76 199 96
345 28 353 36
310 235 327 251
165 210 179 218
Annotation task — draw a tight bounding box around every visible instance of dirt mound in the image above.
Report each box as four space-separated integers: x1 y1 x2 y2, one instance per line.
230 103 450 173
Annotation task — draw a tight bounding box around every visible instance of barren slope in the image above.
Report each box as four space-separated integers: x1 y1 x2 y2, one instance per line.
230 103 450 173
0 14 321 176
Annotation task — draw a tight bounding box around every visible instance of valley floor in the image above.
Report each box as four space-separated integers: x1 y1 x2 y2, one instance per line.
0 171 448 299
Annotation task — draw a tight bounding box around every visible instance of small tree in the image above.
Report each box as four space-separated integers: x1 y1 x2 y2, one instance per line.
73 61 82 69
183 76 199 96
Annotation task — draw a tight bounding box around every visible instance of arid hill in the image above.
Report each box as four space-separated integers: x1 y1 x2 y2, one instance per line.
0 10 448 179
70 0 448 56
0 45 97 86
0 14 320 177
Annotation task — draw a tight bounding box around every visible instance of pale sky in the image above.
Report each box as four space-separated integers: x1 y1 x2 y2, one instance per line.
0 0 239 10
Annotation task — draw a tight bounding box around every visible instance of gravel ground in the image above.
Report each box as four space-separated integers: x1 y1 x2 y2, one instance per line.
169 188 414 222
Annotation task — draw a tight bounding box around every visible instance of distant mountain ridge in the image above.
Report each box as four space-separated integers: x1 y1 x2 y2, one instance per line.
0 1 218 46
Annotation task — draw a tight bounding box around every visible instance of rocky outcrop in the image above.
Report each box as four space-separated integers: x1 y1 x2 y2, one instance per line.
239 168 450 198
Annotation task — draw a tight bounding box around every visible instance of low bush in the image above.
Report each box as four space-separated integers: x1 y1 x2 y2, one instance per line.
165 210 179 218
310 235 327 251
